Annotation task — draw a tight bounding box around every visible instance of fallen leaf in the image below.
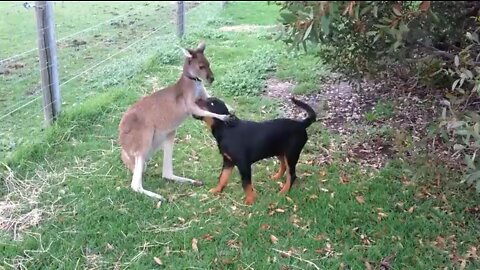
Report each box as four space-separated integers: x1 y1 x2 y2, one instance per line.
466 246 478 259
280 251 291 258
178 217 185 223
355 195 365 204
154 257 163 266
106 243 114 251
270 235 278 244
320 188 329 193
275 208 285 213
309 194 318 200
221 258 235 265
364 261 373 270
320 170 327 177
314 233 327 241
227 239 241 249
380 253 396 270
378 212 388 218
202 234 214 241
339 174 350 184
293 204 298 212
361 234 372 245
434 236 446 249
286 196 293 203
156 201 162 208
407 206 415 213
192 238 198 252
261 224 271 230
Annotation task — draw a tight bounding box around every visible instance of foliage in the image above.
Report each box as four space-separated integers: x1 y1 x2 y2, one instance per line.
274 0 480 191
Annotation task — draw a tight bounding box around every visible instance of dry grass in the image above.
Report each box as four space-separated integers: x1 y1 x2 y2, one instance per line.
0 162 66 240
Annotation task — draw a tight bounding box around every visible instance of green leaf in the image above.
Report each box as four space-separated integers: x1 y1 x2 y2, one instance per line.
452 79 460 91
303 22 313 41
454 144 466 151
465 69 473 79
360 5 371 16
454 55 460 67
280 12 297 24
393 6 402 16
373 5 378 17
456 129 469 136
467 170 480 184
320 15 330 36
465 154 476 170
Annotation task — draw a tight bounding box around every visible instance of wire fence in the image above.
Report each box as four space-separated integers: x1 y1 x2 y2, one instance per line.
0 1 226 158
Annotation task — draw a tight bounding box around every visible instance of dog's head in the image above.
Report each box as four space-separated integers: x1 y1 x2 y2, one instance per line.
193 97 238 130
180 41 215 85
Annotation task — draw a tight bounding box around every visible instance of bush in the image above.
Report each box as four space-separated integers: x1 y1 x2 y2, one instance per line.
273 1 480 191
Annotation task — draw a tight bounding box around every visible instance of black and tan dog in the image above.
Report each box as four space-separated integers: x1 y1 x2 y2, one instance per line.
193 97 316 205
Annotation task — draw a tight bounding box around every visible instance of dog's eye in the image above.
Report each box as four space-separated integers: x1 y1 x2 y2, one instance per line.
210 102 214 106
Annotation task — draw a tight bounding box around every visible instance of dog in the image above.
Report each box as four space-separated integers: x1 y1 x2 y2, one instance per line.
192 96 316 205
118 42 235 201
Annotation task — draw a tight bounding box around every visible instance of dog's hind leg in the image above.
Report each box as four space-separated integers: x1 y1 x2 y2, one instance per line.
271 155 287 180
162 131 204 186
131 155 165 201
280 137 307 194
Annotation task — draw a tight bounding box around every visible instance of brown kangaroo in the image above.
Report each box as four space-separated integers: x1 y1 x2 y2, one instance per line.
118 41 235 201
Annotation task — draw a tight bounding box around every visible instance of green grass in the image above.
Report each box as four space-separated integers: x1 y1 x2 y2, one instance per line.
1 1 480 270
277 52 331 95
365 100 395 122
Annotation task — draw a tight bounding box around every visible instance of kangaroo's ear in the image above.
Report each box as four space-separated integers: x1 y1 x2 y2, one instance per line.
179 47 193 59
197 41 206 53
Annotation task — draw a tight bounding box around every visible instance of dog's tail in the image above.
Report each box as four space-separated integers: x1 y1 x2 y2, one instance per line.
291 97 316 128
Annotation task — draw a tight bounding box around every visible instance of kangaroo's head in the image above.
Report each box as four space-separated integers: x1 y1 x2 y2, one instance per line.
180 41 214 85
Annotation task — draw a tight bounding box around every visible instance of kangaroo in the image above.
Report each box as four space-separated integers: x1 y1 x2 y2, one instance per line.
118 41 235 201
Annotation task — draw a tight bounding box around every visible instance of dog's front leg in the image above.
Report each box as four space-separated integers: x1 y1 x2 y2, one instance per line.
237 163 256 205
209 156 234 193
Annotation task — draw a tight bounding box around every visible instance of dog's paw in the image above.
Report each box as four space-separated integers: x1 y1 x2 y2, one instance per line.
279 186 290 194
208 187 222 194
244 196 255 205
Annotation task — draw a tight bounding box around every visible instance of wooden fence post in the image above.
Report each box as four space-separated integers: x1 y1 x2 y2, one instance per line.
222 1 228 9
35 1 61 126
177 1 185 38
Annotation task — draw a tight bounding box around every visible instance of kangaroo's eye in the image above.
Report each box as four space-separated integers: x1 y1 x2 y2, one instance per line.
199 66 205 70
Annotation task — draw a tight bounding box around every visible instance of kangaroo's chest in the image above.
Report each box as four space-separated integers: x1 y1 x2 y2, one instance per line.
193 81 205 98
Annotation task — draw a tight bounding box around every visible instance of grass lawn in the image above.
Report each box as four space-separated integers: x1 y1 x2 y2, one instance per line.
1 1 480 269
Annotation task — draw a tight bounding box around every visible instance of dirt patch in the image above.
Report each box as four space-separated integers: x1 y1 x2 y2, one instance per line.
219 24 278 32
263 77 324 120
262 75 442 170
0 62 26 75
